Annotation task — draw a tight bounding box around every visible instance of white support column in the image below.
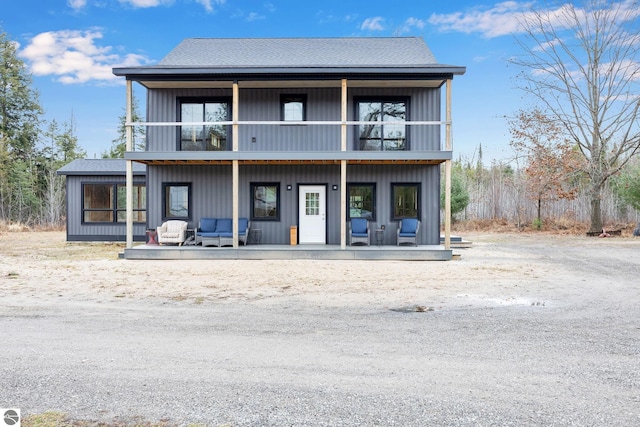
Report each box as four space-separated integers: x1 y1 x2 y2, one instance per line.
340 79 348 249
125 80 133 249
232 82 239 248
444 79 453 251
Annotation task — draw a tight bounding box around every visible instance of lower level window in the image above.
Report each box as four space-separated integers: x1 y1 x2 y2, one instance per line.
163 183 191 220
251 183 279 220
392 183 420 219
348 183 375 220
83 183 146 223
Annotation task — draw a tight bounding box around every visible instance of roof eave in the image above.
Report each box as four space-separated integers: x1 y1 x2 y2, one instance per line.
112 66 467 79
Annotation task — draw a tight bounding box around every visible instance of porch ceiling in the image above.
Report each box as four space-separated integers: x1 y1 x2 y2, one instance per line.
135 79 446 89
131 159 447 166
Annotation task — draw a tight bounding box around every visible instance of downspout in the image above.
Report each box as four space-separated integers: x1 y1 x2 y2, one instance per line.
340 78 348 249
444 79 452 251
126 79 133 249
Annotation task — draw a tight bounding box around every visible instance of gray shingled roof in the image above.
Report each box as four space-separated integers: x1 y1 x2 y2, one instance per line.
159 37 439 68
57 159 146 176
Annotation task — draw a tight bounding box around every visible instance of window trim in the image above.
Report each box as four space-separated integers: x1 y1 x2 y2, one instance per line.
391 182 421 221
347 182 376 221
177 97 231 151
162 182 192 221
81 182 146 225
280 94 307 122
354 96 410 151
250 182 281 221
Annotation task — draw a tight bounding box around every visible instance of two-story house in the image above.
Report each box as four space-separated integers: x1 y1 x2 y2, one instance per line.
111 37 465 259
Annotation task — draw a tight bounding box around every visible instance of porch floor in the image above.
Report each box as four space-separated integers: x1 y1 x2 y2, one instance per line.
122 243 452 261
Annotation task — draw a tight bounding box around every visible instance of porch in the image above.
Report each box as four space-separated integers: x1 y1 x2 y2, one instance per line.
122 243 452 261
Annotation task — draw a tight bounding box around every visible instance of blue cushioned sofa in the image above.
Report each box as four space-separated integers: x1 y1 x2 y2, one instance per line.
196 217 250 247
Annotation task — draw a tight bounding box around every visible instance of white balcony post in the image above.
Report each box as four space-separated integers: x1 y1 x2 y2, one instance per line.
232 81 239 248
340 78 348 249
126 80 133 249
444 79 452 251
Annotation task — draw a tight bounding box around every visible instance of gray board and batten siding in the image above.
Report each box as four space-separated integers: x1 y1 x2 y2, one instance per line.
57 159 147 242
147 163 441 246
144 87 442 152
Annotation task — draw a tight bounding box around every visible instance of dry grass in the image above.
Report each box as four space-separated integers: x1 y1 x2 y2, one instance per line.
0 230 124 261
0 220 66 233
452 218 638 236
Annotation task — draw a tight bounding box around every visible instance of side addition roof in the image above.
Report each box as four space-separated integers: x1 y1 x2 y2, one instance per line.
56 159 147 176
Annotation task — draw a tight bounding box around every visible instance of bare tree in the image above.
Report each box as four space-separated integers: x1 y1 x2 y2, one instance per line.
509 109 582 226
511 0 640 232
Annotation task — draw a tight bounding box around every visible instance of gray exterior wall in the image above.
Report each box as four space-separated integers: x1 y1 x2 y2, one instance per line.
146 163 441 245
145 87 441 152
65 175 147 242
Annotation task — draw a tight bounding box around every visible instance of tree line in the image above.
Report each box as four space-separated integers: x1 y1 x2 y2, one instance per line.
447 146 640 231
0 27 137 228
0 29 86 227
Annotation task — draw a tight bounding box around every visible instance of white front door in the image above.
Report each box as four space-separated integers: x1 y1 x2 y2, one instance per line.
299 185 326 244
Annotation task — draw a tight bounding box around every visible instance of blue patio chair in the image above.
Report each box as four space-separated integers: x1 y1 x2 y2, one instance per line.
397 218 420 246
349 218 370 246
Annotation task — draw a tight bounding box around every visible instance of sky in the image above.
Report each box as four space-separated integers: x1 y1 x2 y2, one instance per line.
1 0 553 163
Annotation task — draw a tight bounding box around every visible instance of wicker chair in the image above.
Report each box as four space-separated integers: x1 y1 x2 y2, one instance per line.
157 220 188 245
397 218 420 246
349 218 370 246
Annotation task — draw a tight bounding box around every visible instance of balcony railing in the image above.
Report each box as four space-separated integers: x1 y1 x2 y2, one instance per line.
127 120 451 153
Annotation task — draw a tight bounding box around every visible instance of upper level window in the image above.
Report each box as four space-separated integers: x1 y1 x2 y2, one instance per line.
357 99 407 151
179 99 229 151
82 183 146 224
163 182 191 220
281 95 306 122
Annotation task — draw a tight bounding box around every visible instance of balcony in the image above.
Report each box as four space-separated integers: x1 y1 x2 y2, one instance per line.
124 120 452 166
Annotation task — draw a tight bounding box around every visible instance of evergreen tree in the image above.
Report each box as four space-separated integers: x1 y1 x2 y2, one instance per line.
103 94 145 158
0 27 43 223
441 162 470 222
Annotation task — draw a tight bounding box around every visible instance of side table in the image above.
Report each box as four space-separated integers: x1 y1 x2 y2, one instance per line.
375 228 384 246
184 228 196 245
249 228 262 245
146 229 158 245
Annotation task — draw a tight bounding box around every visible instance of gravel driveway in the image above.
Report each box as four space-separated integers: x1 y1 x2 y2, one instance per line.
1 232 639 426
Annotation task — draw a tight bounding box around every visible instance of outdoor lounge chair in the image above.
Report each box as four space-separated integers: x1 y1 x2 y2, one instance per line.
349 218 370 246
397 218 420 246
196 217 250 247
156 220 188 245
218 218 250 247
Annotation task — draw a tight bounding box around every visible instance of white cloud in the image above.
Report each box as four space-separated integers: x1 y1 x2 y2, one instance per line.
428 1 533 38
428 1 640 39
195 0 226 13
317 11 358 25
67 0 87 10
361 16 385 31
399 17 426 34
19 29 150 85
246 12 265 22
69 0 225 12
118 0 224 12
119 0 169 7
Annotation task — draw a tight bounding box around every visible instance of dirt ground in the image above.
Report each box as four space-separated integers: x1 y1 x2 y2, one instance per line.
1 230 638 307
1 231 639 426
